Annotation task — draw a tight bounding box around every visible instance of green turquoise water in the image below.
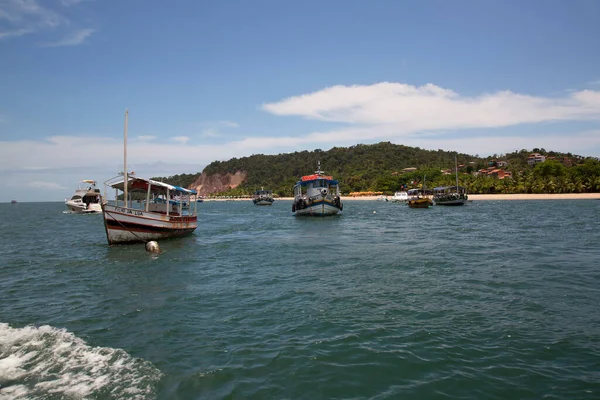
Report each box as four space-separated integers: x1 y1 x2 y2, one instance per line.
1 200 599 399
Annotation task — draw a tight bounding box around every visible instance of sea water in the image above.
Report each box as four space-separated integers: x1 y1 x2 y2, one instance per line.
1 200 599 399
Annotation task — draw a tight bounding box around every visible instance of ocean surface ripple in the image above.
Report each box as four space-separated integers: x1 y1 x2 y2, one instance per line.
1 200 599 399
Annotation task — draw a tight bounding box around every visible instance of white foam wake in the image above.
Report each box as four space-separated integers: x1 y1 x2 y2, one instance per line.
0 322 162 399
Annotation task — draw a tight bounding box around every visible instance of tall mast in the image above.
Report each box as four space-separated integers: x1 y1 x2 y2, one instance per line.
455 154 459 193
123 109 128 207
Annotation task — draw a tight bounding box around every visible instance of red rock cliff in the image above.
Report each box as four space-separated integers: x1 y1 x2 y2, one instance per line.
189 171 247 196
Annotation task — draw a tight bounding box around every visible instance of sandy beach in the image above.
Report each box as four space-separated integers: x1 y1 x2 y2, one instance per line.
203 193 600 201
342 193 600 201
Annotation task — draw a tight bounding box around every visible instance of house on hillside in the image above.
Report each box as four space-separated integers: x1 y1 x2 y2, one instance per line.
547 156 574 167
491 169 512 179
489 159 509 168
475 168 512 179
527 153 546 166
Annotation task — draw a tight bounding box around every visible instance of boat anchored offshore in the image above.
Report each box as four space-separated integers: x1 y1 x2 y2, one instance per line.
65 180 103 213
433 155 468 206
253 188 274 205
101 110 198 244
292 162 343 216
407 188 434 208
390 191 408 203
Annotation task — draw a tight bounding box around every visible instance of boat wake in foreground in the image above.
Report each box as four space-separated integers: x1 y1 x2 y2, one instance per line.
0 322 161 399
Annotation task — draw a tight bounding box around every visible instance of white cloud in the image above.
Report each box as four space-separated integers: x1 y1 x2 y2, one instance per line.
218 120 240 128
0 0 92 45
41 28 93 47
396 129 600 159
262 82 600 129
202 128 219 137
60 0 84 6
27 181 68 190
0 27 30 39
197 120 239 137
0 0 66 39
171 136 190 144
136 135 156 142
589 80 600 85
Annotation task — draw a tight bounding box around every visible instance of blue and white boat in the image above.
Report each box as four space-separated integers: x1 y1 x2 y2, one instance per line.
292 162 343 216
253 188 275 205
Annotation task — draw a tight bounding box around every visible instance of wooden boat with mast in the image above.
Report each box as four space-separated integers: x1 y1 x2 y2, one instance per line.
101 110 198 244
433 155 468 206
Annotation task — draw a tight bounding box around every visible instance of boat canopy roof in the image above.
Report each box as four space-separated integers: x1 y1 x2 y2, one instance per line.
433 185 466 191
80 179 97 185
301 173 333 181
408 188 433 194
295 175 339 186
106 176 197 195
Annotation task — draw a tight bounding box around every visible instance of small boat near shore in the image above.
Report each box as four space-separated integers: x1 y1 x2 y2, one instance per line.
390 191 408 203
65 180 103 213
433 186 468 206
101 110 198 244
292 162 343 216
434 155 468 206
407 188 434 208
253 188 274 205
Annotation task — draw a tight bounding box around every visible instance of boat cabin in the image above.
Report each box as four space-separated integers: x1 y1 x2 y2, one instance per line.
294 176 340 198
254 189 273 197
432 186 467 195
407 188 433 198
105 176 197 217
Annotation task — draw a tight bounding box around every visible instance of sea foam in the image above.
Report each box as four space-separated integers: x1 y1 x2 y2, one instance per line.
0 322 162 399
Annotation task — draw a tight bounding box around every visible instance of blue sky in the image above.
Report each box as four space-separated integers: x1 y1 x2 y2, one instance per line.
1 0 599 202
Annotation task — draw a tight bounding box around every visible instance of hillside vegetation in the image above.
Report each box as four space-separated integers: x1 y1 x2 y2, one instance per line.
152 142 600 196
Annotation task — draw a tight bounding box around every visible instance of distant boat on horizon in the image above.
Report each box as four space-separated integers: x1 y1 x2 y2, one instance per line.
11 200 17 204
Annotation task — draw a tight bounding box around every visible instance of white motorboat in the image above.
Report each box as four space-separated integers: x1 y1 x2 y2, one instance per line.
390 191 408 202
65 180 103 213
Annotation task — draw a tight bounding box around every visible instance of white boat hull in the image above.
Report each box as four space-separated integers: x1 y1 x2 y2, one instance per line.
253 199 274 206
66 201 103 214
294 199 342 216
434 198 467 206
102 204 197 244
434 193 468 206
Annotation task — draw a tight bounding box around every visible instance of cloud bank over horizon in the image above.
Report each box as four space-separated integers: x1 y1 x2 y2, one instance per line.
2 82 600 202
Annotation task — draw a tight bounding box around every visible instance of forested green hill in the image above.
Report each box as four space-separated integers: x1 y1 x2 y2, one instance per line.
152 142 600 196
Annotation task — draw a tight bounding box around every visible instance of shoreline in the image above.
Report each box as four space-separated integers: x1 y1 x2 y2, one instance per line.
202 193 600 201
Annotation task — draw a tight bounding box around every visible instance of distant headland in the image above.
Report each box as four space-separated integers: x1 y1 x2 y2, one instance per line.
151 142 600 198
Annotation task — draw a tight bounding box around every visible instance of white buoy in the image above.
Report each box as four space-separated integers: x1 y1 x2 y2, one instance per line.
145 241 160 253
373 211 377 214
